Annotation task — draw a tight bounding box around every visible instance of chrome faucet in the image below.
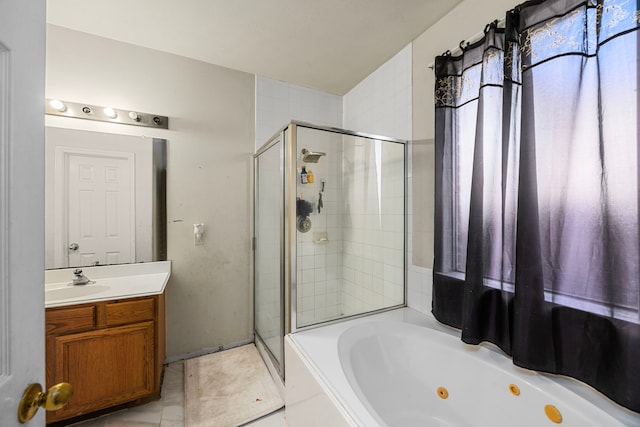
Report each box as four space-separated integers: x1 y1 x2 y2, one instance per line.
72 269 93 286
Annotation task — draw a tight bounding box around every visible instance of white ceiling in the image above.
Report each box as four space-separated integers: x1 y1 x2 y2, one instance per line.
46 0 462 95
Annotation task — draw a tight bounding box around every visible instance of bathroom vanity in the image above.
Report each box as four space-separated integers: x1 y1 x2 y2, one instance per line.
44 261 170 424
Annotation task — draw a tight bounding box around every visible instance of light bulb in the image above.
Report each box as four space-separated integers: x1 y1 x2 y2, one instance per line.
49 99 66 112
103 107 117 119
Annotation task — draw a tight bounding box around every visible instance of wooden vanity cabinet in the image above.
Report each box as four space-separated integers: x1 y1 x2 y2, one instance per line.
45 293 165 424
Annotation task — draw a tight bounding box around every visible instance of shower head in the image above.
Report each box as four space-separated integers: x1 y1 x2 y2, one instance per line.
301 148 326 163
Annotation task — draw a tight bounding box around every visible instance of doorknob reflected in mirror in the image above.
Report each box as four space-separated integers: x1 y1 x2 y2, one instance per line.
17 382 74 423
68 243 79 251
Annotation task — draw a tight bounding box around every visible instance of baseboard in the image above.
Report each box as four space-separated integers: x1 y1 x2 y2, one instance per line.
164 337 254 364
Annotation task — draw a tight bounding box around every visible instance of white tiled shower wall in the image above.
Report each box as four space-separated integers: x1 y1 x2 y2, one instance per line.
254 76 342 150
343 45 412 141
296 129 344 326
255 42 433 325
342 44 433 315
296 131 406 325
340 138 405 316
341 45 412 316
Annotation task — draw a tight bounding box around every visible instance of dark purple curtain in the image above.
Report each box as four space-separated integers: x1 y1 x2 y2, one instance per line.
433 0 640 412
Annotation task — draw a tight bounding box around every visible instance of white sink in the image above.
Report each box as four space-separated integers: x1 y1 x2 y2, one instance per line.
45 284 111 302
44 261 171 308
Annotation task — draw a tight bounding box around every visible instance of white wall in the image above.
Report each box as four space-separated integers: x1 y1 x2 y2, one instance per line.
255 76 342 150
46 25 255 358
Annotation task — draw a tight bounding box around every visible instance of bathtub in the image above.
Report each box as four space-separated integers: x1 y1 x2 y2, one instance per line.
285 308 640 427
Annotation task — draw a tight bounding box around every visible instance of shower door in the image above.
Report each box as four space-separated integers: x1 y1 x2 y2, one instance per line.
294 125 406 329
254 137 284 375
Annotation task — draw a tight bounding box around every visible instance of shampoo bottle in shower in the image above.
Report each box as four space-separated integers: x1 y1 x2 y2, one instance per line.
307 169 314 183
300 166 308 184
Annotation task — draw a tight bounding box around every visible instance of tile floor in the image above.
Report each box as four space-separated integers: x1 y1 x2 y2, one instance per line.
69 361 287 427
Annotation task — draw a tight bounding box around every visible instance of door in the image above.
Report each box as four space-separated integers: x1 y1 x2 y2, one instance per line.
64 150 135 267
0 0 47 426
254 138 285 376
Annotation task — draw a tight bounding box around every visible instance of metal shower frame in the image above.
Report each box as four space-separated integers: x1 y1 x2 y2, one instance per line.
253 120 408 378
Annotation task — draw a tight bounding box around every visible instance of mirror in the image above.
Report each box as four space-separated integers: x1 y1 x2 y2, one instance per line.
45 127 167 269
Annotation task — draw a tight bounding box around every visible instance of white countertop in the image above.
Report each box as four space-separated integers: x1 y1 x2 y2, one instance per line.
45 261 171 308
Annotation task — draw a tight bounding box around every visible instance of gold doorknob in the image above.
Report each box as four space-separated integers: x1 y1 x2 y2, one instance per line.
17 382 74 423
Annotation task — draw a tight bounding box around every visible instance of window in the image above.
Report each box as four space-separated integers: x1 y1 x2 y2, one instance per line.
432 0 640 413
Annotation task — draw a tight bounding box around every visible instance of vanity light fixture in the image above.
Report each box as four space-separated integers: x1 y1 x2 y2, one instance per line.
45 98 169 129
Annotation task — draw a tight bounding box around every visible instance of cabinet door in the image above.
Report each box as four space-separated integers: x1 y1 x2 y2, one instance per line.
48 321 155 422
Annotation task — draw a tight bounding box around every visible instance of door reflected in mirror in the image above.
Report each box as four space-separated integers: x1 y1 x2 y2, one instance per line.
45 127 166 269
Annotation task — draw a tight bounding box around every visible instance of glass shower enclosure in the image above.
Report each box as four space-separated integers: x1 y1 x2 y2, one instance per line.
253 122 406 377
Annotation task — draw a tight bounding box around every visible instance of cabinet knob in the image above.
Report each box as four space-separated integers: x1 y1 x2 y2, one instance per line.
17 382 74 423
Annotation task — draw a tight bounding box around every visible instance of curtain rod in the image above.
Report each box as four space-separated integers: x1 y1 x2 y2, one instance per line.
427 17 505 70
